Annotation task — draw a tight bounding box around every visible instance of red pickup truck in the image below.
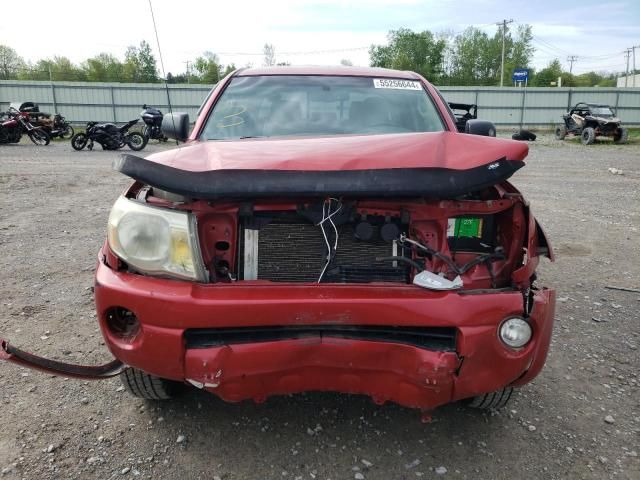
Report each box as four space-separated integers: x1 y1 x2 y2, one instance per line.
2 66 555 417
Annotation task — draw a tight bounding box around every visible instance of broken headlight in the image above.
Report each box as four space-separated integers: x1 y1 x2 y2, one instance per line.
107 196 207 282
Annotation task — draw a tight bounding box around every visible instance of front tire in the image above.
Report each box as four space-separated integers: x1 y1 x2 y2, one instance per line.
467 387 514 410
71 133 88 150
120 367 183 400
28 129 50 146
581 127 596 145
61 125 75 140
555 125 567 140
614 127 628 144
127 131 147 151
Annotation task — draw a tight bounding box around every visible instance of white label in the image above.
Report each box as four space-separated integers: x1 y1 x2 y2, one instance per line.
446 219 456 237
373 78 422 90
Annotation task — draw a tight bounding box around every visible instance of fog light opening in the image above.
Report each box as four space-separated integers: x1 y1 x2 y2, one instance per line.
499 317 532 349
105 307 141 340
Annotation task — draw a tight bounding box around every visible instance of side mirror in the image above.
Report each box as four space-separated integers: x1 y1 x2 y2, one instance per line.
465 119 496 137
161 113 190 142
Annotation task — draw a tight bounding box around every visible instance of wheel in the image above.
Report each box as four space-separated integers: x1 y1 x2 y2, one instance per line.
614 127 628 144
555 125 567 140
467 387 514 410
71 133 88 150
61 125 74 140
127 132 148 151
120 367 183 400
581 127 596 145
142 125 152 141
28 129 50 146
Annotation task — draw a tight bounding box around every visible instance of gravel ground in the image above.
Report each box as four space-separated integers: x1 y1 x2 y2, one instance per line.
0 135 638 480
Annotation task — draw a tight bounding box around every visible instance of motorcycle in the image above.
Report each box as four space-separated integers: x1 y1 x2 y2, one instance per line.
70 119 147 151
12 102 74 140
45 114 75 140
0 107 50 145
140 104 167 142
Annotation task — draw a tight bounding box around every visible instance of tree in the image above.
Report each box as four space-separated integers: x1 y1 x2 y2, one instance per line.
83 53 123 82
340 59 353 66
369 29 447 82
446 24 533 86
18 57 85 81
504 25 534 82
532 59 563 87
122 41 158 82
263 43 276 66
194 51 222 83
222 64 237 77
0 45 25 79
448 27 498 85
137 41 158 82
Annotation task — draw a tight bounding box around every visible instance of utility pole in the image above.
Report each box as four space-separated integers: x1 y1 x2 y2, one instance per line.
184 61 191 84
567 55 578 74
633 45 638 87
624 49 631 87
497 19 513 87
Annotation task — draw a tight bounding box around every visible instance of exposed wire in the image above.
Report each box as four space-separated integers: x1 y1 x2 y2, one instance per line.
317 198 342 284
399 234 505 277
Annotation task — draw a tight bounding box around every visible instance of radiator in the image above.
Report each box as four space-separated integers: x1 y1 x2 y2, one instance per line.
239 220 409 283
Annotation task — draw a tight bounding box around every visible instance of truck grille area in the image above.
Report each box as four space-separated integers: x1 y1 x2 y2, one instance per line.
239 219 409 283
185 325 457 352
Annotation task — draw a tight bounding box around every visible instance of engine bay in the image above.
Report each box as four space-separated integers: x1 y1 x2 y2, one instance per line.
119 182 539 291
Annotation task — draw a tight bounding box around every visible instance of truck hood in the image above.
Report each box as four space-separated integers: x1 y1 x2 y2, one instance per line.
135 131 527 172
114 132 529 200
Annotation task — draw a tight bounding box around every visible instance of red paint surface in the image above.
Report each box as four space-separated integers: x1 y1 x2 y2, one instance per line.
143 131 527 173
95 255 555 409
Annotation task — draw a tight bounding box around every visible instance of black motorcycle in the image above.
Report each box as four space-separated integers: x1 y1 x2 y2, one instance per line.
70 119 147 151
46 114 75 140
140 104 167 142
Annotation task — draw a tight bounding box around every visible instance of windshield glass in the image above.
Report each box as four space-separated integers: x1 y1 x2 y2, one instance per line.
591 106 614 117
201 75 445 140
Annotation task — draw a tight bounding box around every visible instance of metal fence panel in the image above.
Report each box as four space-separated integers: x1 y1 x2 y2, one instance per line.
2 80 639 127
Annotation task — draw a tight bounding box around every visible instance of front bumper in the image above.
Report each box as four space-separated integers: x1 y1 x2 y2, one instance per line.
93 255 555 410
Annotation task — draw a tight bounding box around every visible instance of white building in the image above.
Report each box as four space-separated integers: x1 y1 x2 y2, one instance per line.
617 74 640 88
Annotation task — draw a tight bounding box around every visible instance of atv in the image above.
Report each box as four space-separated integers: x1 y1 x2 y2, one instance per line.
555 102 628 145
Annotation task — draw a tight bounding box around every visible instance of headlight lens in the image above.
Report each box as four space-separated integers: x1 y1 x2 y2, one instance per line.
107 196 207 282
499 317 532 348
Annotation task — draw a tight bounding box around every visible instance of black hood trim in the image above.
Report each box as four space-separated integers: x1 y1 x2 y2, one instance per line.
114 154 524 200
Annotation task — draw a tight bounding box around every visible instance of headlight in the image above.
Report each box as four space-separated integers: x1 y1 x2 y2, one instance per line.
499 317 532 349
107 196 207 282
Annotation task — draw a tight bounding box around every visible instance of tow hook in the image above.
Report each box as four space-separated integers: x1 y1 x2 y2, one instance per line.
1 339 126 379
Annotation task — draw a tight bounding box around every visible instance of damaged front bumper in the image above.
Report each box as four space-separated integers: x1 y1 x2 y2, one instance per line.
90 255 554 410
0 339 125 379
0 259 555 411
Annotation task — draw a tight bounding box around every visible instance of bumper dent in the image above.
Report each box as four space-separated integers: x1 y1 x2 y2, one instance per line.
1 339 126 379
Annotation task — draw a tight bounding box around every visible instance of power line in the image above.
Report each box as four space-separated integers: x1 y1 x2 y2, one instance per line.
531 36 571 56
567 55 578 74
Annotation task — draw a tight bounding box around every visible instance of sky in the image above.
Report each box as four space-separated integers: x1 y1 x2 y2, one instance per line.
1 0 638 76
